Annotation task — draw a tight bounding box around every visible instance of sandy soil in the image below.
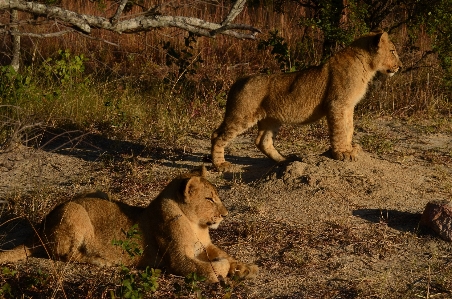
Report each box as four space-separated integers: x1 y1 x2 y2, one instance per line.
1 117 452 298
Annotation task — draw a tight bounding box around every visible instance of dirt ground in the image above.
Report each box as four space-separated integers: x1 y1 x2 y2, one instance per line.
1 116 452 298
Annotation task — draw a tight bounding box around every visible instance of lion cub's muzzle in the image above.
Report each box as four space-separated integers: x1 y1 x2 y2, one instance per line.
387 63 402 76
207 210 228 229
207 217 224 229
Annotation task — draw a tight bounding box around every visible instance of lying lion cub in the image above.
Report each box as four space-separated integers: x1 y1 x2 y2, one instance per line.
211 31 402 171
0 166 258 282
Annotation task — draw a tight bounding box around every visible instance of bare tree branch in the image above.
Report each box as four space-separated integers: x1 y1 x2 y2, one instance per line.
111 0 129 25
4 29 74 37
221 0 247 26
3 0 92 33
210 0 260 37
3 28 120 46
0 0 259 39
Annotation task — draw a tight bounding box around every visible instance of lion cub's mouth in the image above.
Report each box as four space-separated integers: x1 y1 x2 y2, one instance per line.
207 221 222 229
387 66 401 76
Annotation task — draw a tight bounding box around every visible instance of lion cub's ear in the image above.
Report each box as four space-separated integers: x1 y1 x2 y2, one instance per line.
180 176 202 202
373 31 389 49
189 165 208 178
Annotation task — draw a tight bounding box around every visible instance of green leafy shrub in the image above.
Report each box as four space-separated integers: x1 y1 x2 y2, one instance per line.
112 224 161 298
42 49 87 87
0 66 35 105
173 272 206 299
0 266 49 298
258 30 295 72
0 267 17 298
420 0 452 86
163 32 204 89
111 266 160 299
298 0 368 59
112 224 143 258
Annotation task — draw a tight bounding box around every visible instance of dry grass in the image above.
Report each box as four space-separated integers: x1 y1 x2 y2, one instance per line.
0 1 450 149
0 1 452 298
0 1 450 153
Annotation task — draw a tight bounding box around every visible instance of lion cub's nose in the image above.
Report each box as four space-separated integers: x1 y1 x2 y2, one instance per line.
221 209 228 218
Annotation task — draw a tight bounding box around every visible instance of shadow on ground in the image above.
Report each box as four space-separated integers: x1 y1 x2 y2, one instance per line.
36 127 284 183
353 208 422 233
36 128 335 185
38 128 166 161
0 217 34 250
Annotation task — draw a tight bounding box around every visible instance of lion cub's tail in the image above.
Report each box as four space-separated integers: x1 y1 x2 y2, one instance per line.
0 245 34 263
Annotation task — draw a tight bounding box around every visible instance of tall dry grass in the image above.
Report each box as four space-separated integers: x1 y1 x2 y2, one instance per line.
0 0 450 149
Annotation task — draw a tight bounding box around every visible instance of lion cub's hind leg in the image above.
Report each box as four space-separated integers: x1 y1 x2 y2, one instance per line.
255 119 285 163
42 202 108 266
211 126 234 172
211 119 258 171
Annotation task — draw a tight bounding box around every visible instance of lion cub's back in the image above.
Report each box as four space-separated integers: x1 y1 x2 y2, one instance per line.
43 196 144 244
226 66 328 124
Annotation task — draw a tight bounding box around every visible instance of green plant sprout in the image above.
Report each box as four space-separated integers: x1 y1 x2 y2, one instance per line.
111 224 160 298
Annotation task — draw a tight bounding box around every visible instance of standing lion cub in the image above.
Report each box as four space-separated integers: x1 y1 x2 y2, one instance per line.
211 31 402 171
0 166 258 283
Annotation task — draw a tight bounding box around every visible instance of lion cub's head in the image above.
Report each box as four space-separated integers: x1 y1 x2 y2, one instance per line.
178 166 228 229
353 31 402 77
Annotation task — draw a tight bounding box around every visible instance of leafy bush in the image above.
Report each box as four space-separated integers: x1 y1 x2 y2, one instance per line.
163 32 204 90
42 49 87 87
112 224 144 258
298 0 368 58
112 224 161 298
112 266 161 299
0 266 50 298
258 30 295 72
420 0 452 86
0 267 17 298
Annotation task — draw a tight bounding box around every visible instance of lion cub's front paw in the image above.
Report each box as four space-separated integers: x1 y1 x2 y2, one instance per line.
214 161 233 172
331 144 362 162
228 261 258 280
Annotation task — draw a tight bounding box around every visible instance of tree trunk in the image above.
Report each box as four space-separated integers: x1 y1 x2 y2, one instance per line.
10 9 20 72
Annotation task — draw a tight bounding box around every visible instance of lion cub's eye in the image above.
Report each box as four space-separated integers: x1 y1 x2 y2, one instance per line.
390 50 396 55
206 197 215 203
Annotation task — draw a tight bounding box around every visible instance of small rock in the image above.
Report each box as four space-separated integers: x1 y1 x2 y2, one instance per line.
420 200 452 241
0 160 15 171
305 174 320 187
282 161 308 184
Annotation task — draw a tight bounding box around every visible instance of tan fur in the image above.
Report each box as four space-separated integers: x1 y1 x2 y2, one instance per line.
211 31 402 171
0 167 258 282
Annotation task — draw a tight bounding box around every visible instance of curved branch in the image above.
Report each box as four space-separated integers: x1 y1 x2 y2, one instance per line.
0 0 260 39
221 0 247 26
